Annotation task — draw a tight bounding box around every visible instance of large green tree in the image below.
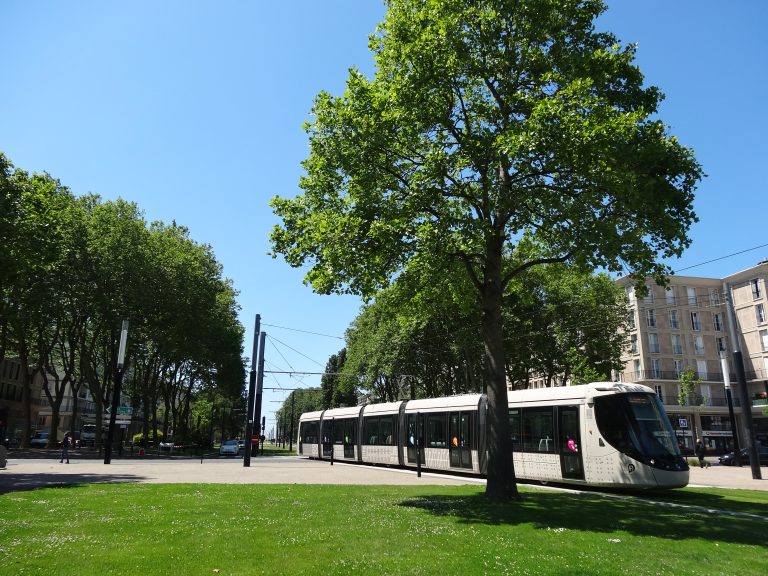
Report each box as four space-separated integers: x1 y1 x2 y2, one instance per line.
270 0 702 500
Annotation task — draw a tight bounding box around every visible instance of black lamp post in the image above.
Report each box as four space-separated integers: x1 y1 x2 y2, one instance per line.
104 320 129 465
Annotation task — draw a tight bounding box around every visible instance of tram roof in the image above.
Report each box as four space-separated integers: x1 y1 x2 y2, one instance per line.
403 394 484 413
321 405 364 419
360 401 404 416
508 382 654 404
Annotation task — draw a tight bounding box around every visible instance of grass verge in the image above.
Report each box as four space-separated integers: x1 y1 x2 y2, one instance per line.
1 483 766 575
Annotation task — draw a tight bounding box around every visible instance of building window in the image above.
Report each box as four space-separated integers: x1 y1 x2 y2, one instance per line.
690 311 701 331
712 313 723 332
756 304 766 325
630 334 638 354
646 309 656 328
671 334 683 355
654 385 664 403
633 360 641 379
760 329 768 352
697 359 708 381
652 358 662 379
669 309 679 329
751 278 762 300
709 288 721 307
627 311 636 330
625 286 634 301
674 359 685 377
666 287 676 305
694 335 705 355
716 337 727 352
649 333 660 354
687 287 698 307
644 286 654 304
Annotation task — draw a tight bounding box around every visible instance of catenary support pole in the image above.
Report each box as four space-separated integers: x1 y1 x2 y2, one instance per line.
244 315 260 468
253 331 267 457
723 283 762 479
105 320 129 465
289 393 295 452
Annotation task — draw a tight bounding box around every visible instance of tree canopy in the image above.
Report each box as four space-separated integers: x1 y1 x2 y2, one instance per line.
270 0 702 500
0 152 246 447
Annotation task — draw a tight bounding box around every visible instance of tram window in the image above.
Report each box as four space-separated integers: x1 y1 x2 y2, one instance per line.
333 418 356 445
345 419 356 445
379 416 395 445
301 421 318 444
364 417 379 445
427 413 447 448
595 393 679 459
332 420 344 444
509 409 522 451
521 408 555 453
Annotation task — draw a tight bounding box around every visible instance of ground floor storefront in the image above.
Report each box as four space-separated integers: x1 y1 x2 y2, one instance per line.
666 405 767 456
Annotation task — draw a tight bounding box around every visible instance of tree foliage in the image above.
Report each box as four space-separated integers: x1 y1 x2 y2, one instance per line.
320 348 356 408
342 259 628 399
270 0 702 499
678 366 702 407
0 153 245 447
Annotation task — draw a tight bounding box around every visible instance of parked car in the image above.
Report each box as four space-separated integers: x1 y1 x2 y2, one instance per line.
30 431 50 448
718 446 768 466
237 439 245 452
219 439 240 457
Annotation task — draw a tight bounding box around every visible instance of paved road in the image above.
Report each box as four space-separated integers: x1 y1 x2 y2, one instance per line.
0 453 765 494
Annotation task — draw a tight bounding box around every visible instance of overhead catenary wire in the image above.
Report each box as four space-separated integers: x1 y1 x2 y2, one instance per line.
262 323 344 340
267 334 326 368
673 243 768 274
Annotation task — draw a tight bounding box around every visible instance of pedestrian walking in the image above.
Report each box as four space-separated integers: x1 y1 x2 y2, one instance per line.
695 438 706 468
60 432 71 464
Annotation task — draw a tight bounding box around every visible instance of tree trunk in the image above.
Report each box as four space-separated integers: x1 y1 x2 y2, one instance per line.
482 234 520 501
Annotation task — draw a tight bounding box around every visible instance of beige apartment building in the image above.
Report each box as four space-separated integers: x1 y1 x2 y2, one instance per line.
615 260 768 456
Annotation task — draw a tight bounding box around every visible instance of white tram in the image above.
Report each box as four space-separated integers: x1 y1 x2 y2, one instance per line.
297 382 689 489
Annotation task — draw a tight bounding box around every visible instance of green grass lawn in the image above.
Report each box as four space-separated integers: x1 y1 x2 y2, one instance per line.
1 483 766 575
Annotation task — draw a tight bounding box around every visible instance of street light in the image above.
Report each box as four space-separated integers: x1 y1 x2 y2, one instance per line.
104 320 129 465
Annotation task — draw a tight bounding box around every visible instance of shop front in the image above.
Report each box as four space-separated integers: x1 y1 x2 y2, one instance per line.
700 415 734 455
670 413 695 455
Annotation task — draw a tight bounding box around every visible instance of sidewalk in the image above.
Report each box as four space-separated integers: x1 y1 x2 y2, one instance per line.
1 453 765 494
0 455 484 494
687 460 767 490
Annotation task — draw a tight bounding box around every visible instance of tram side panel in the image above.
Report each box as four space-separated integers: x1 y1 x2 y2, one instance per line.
400 396 485 475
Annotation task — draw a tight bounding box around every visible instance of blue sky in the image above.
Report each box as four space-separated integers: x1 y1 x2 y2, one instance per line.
2 1 766 434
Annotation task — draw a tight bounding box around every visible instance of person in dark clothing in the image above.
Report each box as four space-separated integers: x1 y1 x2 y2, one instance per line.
60 432 71 464
695 438 706 468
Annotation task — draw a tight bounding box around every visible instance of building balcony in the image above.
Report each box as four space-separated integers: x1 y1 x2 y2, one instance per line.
629 369 768 385
666 394 742 408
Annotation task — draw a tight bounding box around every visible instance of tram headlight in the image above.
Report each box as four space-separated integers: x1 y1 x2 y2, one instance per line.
649 458 655 466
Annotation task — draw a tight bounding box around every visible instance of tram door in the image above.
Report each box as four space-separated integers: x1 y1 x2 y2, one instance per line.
449 412 473 469
406 413 424 464
559 406 584 480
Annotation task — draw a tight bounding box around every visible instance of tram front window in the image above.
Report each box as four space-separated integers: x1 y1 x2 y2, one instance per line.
594 393 685 470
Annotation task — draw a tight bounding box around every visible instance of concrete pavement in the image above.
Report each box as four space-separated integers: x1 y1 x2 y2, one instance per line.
1 453 765 494
0 454 485 494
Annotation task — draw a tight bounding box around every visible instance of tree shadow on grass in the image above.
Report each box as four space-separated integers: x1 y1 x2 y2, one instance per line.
398 491 767 547
0 472 149 495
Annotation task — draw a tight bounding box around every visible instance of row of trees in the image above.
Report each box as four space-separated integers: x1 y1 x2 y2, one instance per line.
1 153 246 448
